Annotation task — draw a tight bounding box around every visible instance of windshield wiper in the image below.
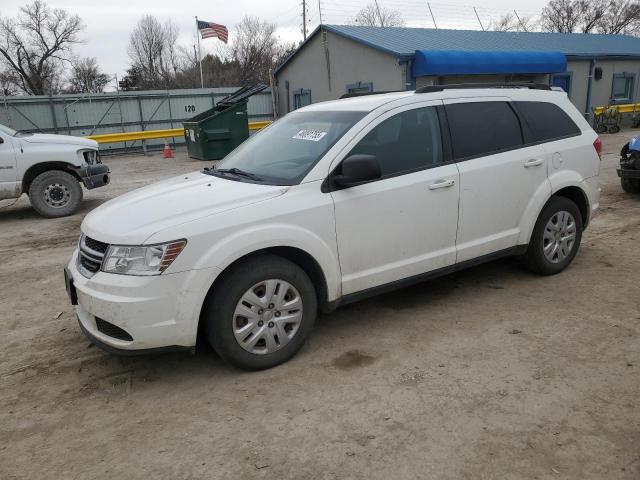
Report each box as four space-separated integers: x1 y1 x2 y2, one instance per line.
213 167 263 182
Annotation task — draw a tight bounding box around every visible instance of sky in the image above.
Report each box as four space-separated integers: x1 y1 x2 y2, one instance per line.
0 0 551 86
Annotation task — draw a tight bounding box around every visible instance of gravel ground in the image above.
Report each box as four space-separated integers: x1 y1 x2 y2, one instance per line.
0 134 638 480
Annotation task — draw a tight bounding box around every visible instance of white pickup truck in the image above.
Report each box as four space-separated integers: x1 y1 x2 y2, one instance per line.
0 123 110 217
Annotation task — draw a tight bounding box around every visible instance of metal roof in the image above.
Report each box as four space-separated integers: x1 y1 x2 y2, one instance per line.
325 24 640 58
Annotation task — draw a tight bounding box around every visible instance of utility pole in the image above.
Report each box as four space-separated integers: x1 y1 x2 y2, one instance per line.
473 7 485 31
373 0 384 26
302 0 308 40
513 10 528 32
427 2 438 29
318 0 323 25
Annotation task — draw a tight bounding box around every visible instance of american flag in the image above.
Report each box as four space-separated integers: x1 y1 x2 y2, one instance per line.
197 20 228 43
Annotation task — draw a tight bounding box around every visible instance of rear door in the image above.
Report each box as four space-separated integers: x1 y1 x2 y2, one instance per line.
444 98 550 262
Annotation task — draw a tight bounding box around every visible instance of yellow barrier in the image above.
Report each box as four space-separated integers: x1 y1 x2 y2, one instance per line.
86 121 272 144
594 103 640 116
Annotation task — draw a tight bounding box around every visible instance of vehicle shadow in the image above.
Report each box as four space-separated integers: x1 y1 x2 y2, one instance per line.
73 256 526 384
0 197 103 222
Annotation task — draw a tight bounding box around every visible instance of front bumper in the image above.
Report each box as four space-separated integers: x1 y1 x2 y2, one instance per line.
67 249 221 352
77 163 110 190
617 167 640 179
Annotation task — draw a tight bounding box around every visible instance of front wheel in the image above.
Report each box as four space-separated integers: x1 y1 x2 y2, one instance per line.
203 254 317 370
28 170 83 218
524 196 583 275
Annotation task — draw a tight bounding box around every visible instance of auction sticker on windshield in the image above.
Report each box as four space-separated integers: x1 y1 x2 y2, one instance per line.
293 130 327 142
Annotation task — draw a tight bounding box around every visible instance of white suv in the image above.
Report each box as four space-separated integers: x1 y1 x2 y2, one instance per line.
64 86 601 370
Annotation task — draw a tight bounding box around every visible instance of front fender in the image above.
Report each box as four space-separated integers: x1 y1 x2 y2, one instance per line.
192 223 342 301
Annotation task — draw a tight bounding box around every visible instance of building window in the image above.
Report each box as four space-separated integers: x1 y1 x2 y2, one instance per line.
611 73 634 103
551 73 572 96
293 89 311 110
346 81 373 95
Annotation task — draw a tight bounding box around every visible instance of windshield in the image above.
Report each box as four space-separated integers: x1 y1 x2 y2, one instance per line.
212 110 366 185
0 124 17 136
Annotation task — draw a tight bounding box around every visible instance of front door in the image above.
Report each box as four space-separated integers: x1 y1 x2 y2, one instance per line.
330 102 460 295
444 98 550 262
0 133 18 200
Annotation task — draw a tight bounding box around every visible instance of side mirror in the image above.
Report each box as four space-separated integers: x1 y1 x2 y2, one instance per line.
333 154 381 188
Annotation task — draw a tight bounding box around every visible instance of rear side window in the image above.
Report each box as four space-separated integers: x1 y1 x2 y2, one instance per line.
515 101 581 143
445 102 523 160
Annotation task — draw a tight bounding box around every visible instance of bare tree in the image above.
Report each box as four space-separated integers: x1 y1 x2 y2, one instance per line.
0 70 19 96
0 1 83 95
577 0 608 33
489 13 537 32
541 0 582 32
542 0 640 33
127 15 182 89
66 57 109 93
231 16 285 85
353 3 405 27
598 0 640 34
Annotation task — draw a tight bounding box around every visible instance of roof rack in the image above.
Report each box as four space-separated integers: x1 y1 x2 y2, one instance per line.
339 90 401 99
415 83 552 94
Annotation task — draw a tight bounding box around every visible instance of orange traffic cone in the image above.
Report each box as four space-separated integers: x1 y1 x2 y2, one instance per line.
163 140 173 158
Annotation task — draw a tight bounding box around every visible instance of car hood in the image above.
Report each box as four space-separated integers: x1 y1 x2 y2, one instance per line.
20 133 97 148
82 172 288 244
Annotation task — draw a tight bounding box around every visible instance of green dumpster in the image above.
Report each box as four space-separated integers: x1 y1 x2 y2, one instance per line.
183 84 267 161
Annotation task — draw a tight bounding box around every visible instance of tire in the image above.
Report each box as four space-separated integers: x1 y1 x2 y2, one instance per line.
203 254 317 370
621 177 640 194
28 170 83 218
524 196 583 276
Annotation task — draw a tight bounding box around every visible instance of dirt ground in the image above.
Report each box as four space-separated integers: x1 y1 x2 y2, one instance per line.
1 134 639 480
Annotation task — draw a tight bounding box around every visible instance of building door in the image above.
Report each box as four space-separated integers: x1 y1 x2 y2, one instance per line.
552 74 571 95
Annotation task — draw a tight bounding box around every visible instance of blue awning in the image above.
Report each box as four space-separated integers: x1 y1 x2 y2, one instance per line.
412 50 567 77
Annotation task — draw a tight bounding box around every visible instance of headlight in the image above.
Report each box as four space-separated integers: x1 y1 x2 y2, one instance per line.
101 240 186 276
83 150 100 165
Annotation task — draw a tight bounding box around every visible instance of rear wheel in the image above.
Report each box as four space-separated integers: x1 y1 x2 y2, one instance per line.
621 177 640 193
203 254 317 370
28 170 83 218
524 196 583 275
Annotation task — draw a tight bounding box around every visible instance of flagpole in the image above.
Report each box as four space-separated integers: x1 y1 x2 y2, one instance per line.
195 16 204 88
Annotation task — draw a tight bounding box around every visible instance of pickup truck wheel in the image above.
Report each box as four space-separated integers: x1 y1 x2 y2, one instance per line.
28 170 83 218
621 177 640 193
524 196 583 276
204 254 317 370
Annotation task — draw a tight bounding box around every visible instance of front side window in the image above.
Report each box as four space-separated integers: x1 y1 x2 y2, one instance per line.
515 101 581 143
212 110 365 185
612 73 634 103
347 106 444 177
446 102 523 160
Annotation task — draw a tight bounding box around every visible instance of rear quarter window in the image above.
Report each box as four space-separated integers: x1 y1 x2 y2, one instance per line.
514 101 581 143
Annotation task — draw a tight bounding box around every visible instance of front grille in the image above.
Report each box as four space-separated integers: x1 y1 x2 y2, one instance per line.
95 317 133 341
77 234 109 278
84 236 108 254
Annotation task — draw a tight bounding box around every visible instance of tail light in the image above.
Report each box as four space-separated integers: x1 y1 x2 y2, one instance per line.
593 137 602 160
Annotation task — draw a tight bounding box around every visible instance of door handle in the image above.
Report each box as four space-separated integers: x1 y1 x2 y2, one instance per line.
524 158 544 168
428 179 455 190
